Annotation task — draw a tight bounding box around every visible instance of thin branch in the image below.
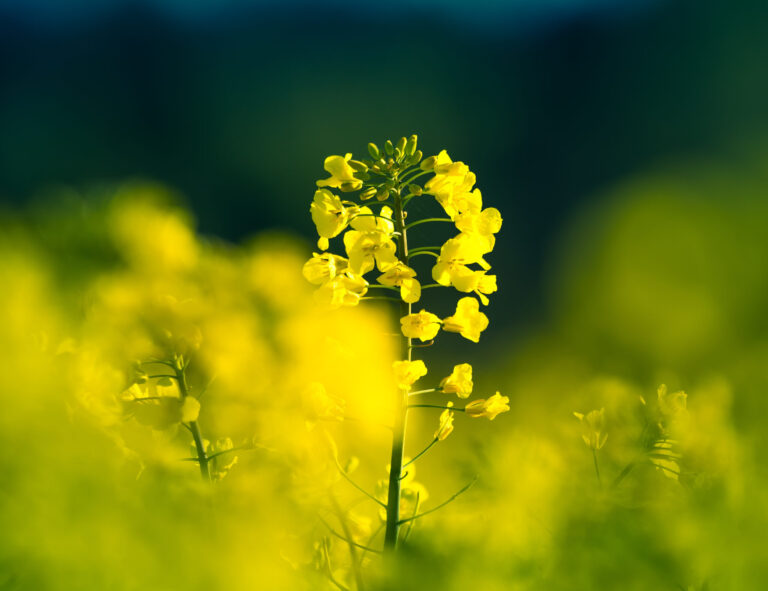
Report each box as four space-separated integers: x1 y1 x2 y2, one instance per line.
333 455 386 508
398 476 478 525
405 218 453 231
322 537 351 591
592 449 602 487
360 523 385 560
407 251 439 260
408 388 439 396
321 519 384 555
403 438 438 468
401 492 421 543
408 403 465 412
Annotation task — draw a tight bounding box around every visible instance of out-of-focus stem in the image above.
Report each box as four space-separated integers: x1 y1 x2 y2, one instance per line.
175 360 210 481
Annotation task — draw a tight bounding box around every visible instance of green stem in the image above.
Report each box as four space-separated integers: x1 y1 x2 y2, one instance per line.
405 218 453 231
384 188 411 552
408 388 438 396
407 251 439 260
398 477 477 525
403 438 438 468
592 449 601 487
408 404 466 412
399 169 431 187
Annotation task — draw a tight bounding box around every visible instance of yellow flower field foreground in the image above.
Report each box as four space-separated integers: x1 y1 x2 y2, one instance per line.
1 162 768 589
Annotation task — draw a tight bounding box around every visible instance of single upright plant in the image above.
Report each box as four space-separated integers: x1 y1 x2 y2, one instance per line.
303 135 510 559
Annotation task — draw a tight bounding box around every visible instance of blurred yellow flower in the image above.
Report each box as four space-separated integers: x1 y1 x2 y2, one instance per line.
657 384 688 418
442 297 489 342
573 408 608 450
393 359 428 390
313 273 368 308
465 392 510 420
302 382 345 425
440 363 473 398
400 310 441 341
316 153 363 192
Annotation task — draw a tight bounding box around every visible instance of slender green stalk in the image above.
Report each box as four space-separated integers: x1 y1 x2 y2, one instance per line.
403 438 438 468
408 388 439 396
384 188 411 551
398 169 431 187
592 449 601 487
408 404 466 412
405 218 453 231
407 251 439 260
398 477 477 525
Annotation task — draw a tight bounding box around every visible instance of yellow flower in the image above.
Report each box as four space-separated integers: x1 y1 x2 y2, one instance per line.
573 408 608 450
302 382 345 424
316 153 363 192
657 384 688 418
343 206 398 275
424 150 477 218
350 205 395 235
302 252 348 285
392 359 428 390
465 392 510 420
439 363 473 398
448 268 497 305
442 297 489 342
435 406 455 440
432 233 493 288
310 189 357 250
313 273 368 308
378 262 421 303
454 206 502 252
400 310 441 341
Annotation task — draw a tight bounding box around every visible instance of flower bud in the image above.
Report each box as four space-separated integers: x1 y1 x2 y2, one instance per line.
396 136 407 154
405 135 418 156
348 159 368 173
406 150 423 166
394 147 403 162
376 188 390 201
385 140 394 156
367 142 380 159
340 181 360 192
420 155 437 171
407 184 422 196
360 186 377 201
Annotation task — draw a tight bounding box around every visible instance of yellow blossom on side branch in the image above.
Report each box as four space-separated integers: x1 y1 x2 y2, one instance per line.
442 297 489 342
465 392 510 420
440 363 473 398
400 310 442 342
393 360 428 390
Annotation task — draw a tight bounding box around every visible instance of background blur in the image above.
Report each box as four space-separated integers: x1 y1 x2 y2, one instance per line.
3 0 768 337
2 1 768 590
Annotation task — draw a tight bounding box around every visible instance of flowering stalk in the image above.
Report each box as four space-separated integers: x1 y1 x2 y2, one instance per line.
303 135 511 569
384 184 410 550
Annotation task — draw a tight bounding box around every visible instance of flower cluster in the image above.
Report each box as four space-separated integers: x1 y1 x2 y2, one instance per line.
303 136 510 563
